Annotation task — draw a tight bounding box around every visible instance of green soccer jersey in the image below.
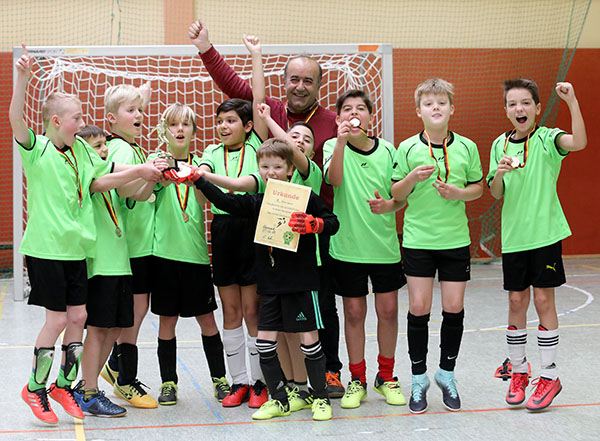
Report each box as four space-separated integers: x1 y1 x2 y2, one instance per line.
254 158 322 194
106 135 155 258
150 153 210 265
199 131 261 215
18 130 112 260
323 137 400 264
392 131 483 250
87 189 131 277
487 126 570 253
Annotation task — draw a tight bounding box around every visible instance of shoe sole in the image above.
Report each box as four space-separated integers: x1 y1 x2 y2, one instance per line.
526 386 562 411
506 396 526 406
373 386 407 406
83 410 127 418
326 388 345 399
251 411 291 420
158 401 177 406
22 393 58 425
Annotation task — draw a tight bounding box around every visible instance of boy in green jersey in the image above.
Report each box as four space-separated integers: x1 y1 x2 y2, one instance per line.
198 98 267 408
11 46 166 425
487 78 587 411
323 89 406 410
149 104 229 406
391 79 483 413
101 83 160 409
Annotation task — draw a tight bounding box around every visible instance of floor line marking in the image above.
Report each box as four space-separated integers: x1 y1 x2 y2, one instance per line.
2 402 599 435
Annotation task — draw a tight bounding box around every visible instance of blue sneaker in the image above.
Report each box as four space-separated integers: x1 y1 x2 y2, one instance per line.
434 369 461 411
409 373 430 414
74 389 127 417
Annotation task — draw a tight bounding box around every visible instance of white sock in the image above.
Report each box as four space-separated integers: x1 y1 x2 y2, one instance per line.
223 326 248 385
247 335 263 384
538 327 559 380
506 328 528 373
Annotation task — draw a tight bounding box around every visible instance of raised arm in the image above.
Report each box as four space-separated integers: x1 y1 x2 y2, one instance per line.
244 34 268 140
189 19 253 101
138 81 152 112
9 43 33 147
555 82 587 152
326 121 352 187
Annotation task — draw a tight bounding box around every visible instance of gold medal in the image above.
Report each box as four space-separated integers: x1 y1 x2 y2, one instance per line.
270 255 275 267
115 227 122 237
182 212 189 223
148 194 156 203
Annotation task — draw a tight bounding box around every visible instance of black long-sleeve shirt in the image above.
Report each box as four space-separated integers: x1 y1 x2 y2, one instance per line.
195 177 339 295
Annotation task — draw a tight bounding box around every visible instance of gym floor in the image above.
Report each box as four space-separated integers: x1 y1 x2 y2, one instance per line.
0 257 598 440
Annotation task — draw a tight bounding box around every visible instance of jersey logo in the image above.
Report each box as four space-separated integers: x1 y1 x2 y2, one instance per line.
546 263 557 272
360 162 368 168
296 312 307 321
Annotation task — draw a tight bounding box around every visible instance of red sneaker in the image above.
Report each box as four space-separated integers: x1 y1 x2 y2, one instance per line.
222 384 250 407
506 372 529 405
248 380 268 408
21 384 58 425
526 377 562 411
48 382 85 419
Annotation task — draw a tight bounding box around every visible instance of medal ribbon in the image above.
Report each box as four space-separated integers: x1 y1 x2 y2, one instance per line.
502 125 536 168
101 191 120 231
175 154 192 214
130 143 147 164
224 144 246 193
423 130 450 183
286 103 318 130
55 146 83 206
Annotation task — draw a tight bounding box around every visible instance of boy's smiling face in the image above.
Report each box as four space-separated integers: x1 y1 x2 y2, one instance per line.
505 88 541 137
417 92 454 131
258 155 293 183
288 125 315 158
216 110 252 148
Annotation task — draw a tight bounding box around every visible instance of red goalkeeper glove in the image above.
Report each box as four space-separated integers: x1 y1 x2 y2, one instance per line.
163 165 202 183
288 212 324 234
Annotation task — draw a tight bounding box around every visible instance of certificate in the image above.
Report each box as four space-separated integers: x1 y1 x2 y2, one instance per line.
254 179 311 252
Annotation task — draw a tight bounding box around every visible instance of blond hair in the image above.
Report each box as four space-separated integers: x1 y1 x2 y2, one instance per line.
414 78 454 107
41 92 81 128
104 84 142 116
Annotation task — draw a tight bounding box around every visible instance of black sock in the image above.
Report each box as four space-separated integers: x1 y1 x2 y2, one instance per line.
157 337 178 384
202 333 226 379
108 342 119 371
301 341 327 399
439 309 465 371
117 343 138 385
256 339 287 404
407 312 430 375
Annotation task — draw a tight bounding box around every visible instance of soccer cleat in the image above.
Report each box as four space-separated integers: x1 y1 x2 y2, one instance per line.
21 384 58 424
526 377 562 411
221 383 250 407
311 397 332 421
100 363 118 386
506 372 529 405
251 399 291 420
325 371 345 399
494 358 532 381
48 382 85 419
340 377 367 409
113 379 158 408
287 386 313 412
158 381 178 406
248 380 268 408
73 389 127 417
212 377 230 402
409 373 430 414
374 376 407 406
435 369 461 411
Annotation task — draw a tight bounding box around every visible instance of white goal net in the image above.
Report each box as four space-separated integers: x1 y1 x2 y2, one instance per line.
13 43 394 300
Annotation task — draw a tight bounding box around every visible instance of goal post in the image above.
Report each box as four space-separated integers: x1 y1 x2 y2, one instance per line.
12 43 394 300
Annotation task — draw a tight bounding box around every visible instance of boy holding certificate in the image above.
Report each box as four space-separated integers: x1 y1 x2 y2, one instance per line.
177 138 339 421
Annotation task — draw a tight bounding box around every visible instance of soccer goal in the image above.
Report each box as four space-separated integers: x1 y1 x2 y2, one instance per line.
12 43 394 300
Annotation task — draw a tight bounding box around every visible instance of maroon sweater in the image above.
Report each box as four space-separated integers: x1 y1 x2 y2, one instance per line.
200 45 337 208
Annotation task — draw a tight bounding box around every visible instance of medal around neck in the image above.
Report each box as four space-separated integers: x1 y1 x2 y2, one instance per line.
510 157 521 168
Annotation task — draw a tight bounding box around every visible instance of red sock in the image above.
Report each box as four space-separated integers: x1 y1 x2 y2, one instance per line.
349 360 366 384
377 354 395 382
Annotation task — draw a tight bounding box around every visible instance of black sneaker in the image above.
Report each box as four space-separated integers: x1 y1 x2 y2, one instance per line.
325 371 345 399
158 381 178 406
435 369 461 411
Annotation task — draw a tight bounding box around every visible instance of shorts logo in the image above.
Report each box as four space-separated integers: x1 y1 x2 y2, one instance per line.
296 312 307 321
546 263 557 272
